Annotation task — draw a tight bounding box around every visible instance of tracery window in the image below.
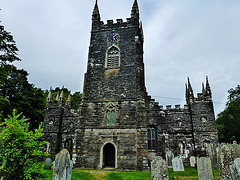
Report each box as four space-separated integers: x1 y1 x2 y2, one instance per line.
106 106 115 125
106 46 120 69
148 127 157 151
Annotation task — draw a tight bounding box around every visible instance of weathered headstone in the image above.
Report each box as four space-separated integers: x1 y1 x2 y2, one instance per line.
165 149 174 167
44 158 52 170
217 143 235 180
53 149 72 180
46 142 51 154
197 157 213 180
147 152 157 162
205 143 218 169
151 156 169 180
232 142 240 159
230 158 240 180
172 157 184 171
190 156 196 167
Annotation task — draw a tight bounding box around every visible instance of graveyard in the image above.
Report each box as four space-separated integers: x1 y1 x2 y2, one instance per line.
40 162 221 180
1 0 240 179
38 142 240 179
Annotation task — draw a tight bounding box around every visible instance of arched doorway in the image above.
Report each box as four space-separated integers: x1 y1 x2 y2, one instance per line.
103 143 115 168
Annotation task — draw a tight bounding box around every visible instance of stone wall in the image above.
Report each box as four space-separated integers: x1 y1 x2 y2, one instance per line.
42 101 78 160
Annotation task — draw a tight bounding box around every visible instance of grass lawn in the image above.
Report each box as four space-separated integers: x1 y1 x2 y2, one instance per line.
105 171 151 180
40 163 95 180
169 166 220 180
39 162 219 180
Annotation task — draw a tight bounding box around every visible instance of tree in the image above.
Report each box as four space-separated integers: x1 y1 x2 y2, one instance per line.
0 24 46 130
71 91 82 110
0 25 20 65
0 64 46 130
0 109 47 180
216 85 240 143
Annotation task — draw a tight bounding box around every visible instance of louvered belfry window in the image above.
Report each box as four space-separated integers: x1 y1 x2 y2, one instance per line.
107 47 119 68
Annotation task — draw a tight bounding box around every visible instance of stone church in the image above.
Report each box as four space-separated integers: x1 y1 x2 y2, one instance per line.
42 0 218 170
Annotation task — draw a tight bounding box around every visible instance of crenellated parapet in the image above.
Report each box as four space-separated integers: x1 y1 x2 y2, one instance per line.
160 104 189 112
91 0 140 32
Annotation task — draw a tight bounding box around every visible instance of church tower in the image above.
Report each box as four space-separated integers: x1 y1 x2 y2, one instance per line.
75 0 162 170
83 0 145 101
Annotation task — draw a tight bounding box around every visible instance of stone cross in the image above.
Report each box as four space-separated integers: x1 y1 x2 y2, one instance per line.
53 149 72 180
197 157 213 180
151 156 169 180
172 157 184 171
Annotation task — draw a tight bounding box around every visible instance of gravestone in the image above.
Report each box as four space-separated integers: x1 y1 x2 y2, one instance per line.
230 158 240 180
151 156 169 180
232 142 240 159
44 158 52 170
197 157 213 180
53 149 72 180
190 156 196 167
147 152 157 162
172 157 184 171
205 143 218 169
217 143 235 180
165 149 174 167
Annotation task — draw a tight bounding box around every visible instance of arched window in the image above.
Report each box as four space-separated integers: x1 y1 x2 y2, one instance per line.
106 106 115 125
106 47 120 69
148 126 157 151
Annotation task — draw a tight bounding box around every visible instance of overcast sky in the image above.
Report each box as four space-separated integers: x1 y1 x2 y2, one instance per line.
1 0 240 116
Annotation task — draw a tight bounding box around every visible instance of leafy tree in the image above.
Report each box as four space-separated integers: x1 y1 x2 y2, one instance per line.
0 24 46 130
71 91 82 110
0 109 47 180
0 25 20 65
216 85 240 143
0 64 46 130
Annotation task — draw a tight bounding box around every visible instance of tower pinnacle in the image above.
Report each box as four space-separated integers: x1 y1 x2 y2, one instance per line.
205 76 212 99
131 0 139 20
186 77 194 104
92 0 101 22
